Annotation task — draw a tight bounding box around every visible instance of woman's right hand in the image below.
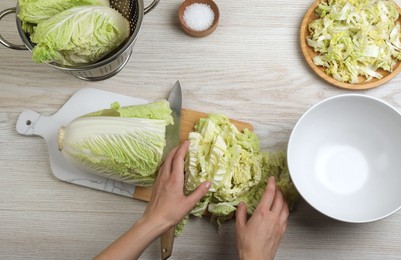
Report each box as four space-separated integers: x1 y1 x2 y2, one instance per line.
235 176 289 260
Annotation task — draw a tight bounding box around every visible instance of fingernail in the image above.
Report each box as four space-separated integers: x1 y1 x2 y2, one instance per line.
204 181 211 189
238 202 246 209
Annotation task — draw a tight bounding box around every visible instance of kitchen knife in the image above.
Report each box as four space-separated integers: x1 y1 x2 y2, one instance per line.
162 80 182 159
160 81 182 260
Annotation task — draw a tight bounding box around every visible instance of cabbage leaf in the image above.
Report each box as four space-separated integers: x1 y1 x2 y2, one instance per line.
18 0 109 34
83 100 174 125
31 6 130 66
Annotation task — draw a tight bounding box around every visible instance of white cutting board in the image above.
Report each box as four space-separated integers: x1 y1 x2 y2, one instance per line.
16 88 254 200
16 88 149 198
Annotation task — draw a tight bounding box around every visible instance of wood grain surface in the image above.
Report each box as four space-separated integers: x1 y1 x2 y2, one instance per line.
2 0 401 259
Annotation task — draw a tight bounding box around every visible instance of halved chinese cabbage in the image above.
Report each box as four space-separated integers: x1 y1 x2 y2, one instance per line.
58 100 173 186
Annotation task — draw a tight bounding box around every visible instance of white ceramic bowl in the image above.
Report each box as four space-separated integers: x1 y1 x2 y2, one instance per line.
288 94 401 222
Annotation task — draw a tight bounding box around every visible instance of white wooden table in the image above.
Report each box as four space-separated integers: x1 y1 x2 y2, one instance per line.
1 0 401 259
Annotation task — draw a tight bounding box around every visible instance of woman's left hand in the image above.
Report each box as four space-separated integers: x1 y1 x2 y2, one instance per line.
95 141 211 260
143 140 211 231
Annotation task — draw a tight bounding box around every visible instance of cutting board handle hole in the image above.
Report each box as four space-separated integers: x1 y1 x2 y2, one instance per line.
26 120 32 126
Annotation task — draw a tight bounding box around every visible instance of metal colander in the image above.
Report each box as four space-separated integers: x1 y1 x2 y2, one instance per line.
0 0 159 81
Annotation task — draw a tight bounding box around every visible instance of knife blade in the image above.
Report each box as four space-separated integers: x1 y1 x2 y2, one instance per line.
162 81 182 159
160 81 182 260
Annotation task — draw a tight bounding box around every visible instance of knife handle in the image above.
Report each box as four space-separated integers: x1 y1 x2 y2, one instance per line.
160 226 175 260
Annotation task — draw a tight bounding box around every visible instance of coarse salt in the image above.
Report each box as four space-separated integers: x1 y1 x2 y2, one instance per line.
183 3 215 32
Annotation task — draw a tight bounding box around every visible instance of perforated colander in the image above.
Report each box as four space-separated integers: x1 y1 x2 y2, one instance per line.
0 0 159 81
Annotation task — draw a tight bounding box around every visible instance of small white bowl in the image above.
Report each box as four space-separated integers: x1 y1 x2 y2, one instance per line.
288 94 401 223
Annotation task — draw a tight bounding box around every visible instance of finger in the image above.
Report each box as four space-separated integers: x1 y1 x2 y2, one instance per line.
154 162 168 186
279 200 290 225
171 141 189 178
271 187 284 214
161 145 180 174
279 212 289 236
235 202 247 230
185 181 211 207
257 176 276 210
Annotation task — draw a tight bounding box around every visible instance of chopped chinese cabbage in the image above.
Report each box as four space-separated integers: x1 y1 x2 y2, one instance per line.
307 0 401 83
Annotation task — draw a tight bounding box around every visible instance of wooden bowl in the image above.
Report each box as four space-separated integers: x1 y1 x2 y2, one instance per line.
178 0 220 37
300 0 401 90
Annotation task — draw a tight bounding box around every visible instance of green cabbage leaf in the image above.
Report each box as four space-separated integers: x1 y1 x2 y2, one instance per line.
58 101 173 186
30 6 129 66
18 0 109 34
83 100 174 125
307 0 401 83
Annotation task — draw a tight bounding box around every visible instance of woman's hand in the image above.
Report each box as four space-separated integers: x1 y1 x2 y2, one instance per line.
143 140 211 230
235 176 289 260
95 141 211 260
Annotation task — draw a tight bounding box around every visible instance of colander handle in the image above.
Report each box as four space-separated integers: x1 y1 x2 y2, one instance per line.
0 8 27 50
144 0 160 14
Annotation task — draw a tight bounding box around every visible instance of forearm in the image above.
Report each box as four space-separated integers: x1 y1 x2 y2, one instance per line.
95 216 170 260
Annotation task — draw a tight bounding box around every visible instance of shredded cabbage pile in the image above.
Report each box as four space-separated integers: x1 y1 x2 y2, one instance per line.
176 115 299 236
307 0 401 83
